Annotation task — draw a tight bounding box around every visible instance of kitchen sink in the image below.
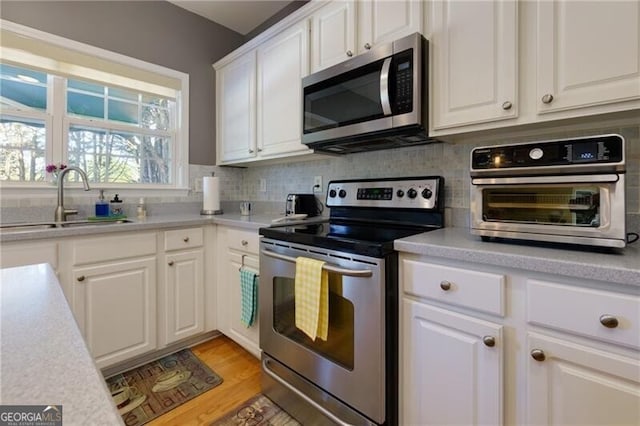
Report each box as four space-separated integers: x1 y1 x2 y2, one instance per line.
0 219 133 232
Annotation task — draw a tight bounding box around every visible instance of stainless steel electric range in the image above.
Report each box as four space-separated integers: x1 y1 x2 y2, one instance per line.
259 176 445 425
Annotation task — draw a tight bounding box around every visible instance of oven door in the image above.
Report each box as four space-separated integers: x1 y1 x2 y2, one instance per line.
259 238 387 424
470 174 626 247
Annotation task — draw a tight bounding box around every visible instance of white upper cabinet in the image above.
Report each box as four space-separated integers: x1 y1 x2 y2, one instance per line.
536 0 640 114
311 0 357 72
216 50 257 163
429 0 518 129
310 0 422 73
257 20 311 158
358 0 423 53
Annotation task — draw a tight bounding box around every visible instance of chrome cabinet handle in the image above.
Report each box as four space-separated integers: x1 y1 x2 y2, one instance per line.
183 237 189 242
531 349 546 362
541 93 554 104
241 240 249 246
483 336 496 347
346 50 353 57
258 147 263 152
599 314 619 328
440 280 452 291
502 101 513 110
364 43 371 50
168 261 174 266
77 275 86 282
248 149 254 154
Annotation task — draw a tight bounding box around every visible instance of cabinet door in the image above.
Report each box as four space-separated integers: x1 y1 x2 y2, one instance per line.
257 20 311 158
163 249 204 345
311 0 357 72
536 1 640 113
527 333 640 425
430 0 517 130
216 50 257 163
225 250 260 357
357 0 423 54
72 257 157 369
402 298 503 425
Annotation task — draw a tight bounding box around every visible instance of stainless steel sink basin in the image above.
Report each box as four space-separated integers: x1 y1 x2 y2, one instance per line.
0 219 133 232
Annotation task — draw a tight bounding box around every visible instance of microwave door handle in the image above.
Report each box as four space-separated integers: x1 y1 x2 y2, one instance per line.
261 249 373 277
599 187 611 229
380 57 392 116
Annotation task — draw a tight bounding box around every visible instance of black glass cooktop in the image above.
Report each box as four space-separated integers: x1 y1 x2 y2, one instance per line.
259 219 439 257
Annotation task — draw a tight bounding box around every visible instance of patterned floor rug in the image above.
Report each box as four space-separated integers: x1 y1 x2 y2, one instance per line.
211 394 300 426
106 348 223 425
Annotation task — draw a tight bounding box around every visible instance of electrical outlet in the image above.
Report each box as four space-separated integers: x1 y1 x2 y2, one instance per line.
259 178 267 192
313 176 322 193
194 177 203 192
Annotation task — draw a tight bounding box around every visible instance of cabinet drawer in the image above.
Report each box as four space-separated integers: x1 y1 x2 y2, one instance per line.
528 279 640 350
164 227 204 251
403 259 505 316
227 228 259 254
73 232 156 265
0 241 58 269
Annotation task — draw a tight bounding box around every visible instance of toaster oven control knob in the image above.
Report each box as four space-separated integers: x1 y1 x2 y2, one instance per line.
338 189 347 198
396 189 405 198
329 189 337 198
529 147 544 160
421 188 433 199
407 188 417 199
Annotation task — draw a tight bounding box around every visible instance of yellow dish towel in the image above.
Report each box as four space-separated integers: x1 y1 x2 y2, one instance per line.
294 257 328 341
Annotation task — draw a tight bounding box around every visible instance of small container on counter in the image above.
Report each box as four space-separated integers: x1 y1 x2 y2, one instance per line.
95 189 109 217
110 194 124 216
137 197 147 219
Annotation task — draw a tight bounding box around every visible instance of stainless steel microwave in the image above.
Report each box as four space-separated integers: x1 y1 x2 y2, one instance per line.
302 32 436 154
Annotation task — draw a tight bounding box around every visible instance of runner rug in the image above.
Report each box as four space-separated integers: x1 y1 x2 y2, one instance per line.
211 394 300 426
106 348 223 425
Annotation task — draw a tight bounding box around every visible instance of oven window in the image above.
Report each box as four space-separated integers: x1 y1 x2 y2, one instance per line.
482 186 601 226
272 273 355 370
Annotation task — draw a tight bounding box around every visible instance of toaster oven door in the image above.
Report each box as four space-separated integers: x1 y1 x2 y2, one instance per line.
470 174 626 247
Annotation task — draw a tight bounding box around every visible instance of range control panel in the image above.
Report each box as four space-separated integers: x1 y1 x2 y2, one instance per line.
326 177 443 210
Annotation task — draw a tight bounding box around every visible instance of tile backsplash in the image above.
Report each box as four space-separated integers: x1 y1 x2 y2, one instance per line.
1 124 638 232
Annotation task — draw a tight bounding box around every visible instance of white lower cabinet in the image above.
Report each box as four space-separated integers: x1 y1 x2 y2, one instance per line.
159 228 205 346
527 332 640 426
72 256 157 369
0 240 58 271
216 226 260 357
403 299 503 425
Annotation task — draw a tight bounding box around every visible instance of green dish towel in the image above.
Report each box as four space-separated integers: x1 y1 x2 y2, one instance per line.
240 267 258 327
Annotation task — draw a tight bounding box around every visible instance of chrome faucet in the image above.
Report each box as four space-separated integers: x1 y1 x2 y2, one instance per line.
54 166 91 222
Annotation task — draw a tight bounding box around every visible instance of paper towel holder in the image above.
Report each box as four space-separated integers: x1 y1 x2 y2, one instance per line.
200 172 223 215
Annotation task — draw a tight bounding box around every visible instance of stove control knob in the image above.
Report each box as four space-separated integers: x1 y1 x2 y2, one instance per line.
407 188 417 199
329 189 337 198
422 188 433 199
396 189 405 198
338 189 347 198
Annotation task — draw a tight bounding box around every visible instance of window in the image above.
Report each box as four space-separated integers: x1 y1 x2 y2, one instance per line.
0 21 189 190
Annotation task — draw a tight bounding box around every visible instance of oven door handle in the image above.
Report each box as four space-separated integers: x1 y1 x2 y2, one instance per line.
261 249 373 277
262 358 353 426
471 174 620 185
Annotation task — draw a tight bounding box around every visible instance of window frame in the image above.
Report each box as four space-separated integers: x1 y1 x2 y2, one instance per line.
0 19 190 194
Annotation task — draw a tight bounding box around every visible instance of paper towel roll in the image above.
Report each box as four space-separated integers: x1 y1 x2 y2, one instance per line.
202 176 221 213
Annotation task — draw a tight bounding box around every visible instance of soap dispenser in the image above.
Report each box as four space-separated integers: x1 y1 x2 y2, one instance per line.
95 189 109 217
110 194 124 217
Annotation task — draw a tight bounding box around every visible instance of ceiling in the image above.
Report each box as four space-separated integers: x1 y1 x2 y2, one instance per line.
167 0 294 35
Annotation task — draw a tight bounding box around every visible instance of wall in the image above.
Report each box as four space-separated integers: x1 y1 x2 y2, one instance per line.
244 0 310 42
0 0 245 165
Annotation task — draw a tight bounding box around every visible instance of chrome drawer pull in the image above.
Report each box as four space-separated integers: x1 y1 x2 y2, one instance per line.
168 261 174 266
241 240 249 246
261 249 372 277
440 280 451 291
77 275 86 282
183 236 189 242
599 314 619 328
531 349 546 362
541 93 554 104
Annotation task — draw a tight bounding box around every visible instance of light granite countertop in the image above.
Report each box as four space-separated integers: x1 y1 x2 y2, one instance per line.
395 227 640 287
0 212 292 243
0 263 124 425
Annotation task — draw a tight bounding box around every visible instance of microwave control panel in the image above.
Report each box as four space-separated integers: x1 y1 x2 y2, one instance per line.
471 134 624 171
392 49 414 115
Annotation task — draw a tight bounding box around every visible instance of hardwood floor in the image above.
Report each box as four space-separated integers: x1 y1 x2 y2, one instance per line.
147 336 261 426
